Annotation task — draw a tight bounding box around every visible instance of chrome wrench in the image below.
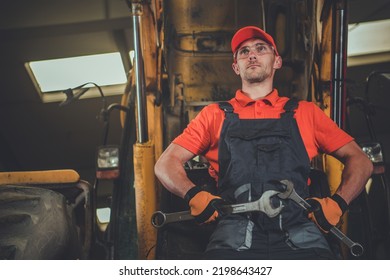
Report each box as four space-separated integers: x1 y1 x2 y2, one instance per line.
151 189 283 228
278 179 364 257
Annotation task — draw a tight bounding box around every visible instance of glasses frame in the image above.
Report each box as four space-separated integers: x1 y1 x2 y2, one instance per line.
234 43 275 60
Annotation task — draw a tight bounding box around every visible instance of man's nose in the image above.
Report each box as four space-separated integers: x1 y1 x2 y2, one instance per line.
248 51 257 60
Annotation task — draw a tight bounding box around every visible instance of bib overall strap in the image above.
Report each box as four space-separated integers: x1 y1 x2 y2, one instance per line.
281 98 299 118
218 102 237 119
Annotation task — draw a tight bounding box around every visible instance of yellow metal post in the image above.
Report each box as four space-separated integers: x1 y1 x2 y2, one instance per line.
127 0 163 260
133 141 157 259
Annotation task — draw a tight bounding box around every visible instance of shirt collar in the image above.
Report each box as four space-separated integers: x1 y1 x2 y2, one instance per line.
235 89 280 107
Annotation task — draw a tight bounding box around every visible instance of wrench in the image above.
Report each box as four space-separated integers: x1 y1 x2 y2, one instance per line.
277 179 364 257
151 189 283 228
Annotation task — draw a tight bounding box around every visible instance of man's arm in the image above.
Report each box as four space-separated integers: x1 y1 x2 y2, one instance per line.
155 143 223 224
331 140 373 204
154 143 197 199
306 140 373 232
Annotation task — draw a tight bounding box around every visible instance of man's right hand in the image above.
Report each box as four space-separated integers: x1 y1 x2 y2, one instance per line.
184 186 224 224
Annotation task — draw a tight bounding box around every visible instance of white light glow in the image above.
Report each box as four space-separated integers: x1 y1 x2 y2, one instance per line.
96 207 111 224
29 52 127 92
348 19 390 57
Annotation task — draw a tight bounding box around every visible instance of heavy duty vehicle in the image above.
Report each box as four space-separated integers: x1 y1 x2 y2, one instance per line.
0 0 389 260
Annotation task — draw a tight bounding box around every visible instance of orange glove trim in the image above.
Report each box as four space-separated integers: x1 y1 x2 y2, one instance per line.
310 197 343 226
189 191 220 215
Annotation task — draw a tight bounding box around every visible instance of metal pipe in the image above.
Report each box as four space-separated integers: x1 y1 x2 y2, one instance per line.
132 3 149 143
331 0 348 129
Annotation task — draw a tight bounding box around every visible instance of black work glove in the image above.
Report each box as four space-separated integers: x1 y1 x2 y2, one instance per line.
184 186 224 224
306 194 348 232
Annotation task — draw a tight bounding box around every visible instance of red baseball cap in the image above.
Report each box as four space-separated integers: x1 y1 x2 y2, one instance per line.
231 26 279 56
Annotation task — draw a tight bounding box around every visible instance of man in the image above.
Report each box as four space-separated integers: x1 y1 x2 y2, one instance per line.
154 26 373 259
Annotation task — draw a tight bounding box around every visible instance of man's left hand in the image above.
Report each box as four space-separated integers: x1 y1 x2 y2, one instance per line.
306 194 348 232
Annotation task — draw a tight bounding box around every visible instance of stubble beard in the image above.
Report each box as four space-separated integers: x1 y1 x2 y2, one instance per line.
243 65 270 84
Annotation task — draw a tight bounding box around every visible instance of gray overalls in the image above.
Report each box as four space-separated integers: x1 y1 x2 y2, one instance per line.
205 99 332 258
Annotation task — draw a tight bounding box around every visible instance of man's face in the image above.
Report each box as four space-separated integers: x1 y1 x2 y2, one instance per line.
232 38 282 84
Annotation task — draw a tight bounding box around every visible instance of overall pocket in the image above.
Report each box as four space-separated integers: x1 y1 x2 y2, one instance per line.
206 215 254 251
257 139 282 174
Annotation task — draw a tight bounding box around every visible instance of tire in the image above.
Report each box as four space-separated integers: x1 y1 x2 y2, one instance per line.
0 185 80 259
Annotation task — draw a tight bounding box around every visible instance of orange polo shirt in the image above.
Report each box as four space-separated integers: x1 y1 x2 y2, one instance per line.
173 89 353 179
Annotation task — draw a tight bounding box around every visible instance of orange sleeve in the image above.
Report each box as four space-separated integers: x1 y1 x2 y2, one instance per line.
296 102 354 160
172 103 221 155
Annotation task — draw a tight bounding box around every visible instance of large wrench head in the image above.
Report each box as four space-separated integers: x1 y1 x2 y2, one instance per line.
258 190 284 218
277 179 294 199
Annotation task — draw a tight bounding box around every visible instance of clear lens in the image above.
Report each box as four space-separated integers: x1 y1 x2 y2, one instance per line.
96 207 111 224
97 146 119 168
236 43 274 59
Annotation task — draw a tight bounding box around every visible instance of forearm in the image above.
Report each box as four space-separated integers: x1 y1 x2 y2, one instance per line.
155 159 195 199
336 157 372 204
154 143 196 199
155 143 222 224
332 142 373 204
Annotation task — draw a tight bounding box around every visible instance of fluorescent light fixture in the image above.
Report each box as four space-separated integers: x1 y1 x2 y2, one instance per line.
26 52 129 103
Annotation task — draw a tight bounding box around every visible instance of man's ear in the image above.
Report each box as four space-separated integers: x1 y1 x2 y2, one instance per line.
232 62 240 75
274 56 282 69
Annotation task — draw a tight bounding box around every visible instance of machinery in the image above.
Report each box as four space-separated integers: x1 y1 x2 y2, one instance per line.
0 0 389 260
